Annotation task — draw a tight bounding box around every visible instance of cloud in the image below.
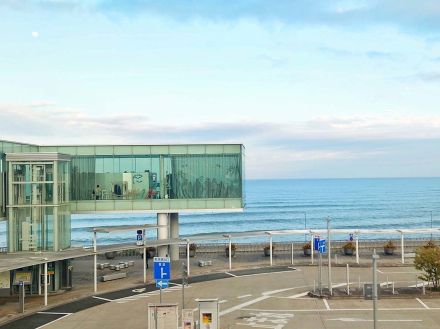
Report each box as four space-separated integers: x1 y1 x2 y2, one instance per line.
406 72 440 83
31 31 39 38
1 103 440 178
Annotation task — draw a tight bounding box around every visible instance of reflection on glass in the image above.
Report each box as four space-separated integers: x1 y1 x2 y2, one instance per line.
70 154 242 201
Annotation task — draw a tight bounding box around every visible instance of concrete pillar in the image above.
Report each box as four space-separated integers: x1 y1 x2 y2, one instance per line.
169 213 179 261
44 262 48 306
157 213 169 257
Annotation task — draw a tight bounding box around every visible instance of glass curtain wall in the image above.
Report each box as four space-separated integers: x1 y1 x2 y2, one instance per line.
70 154 242 201
8 160 71 252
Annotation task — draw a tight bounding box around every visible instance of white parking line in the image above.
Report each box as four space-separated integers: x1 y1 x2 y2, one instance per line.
225 272 238 277
220 296 270 316
328 318 423 322
242 307 440 313
92 296 113 302
416 298 430 309
323 299 330 310
35 314 72 329
238 294 253 299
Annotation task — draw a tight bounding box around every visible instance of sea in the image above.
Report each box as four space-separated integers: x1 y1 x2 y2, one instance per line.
1 178 439 247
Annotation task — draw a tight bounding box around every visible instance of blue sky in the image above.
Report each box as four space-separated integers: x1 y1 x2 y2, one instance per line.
1 1 440 178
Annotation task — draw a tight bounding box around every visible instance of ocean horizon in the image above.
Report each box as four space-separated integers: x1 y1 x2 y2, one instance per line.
1 177 439 247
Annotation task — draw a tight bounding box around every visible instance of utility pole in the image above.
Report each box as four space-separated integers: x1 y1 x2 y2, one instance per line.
372 249 380 329
327 217 332 295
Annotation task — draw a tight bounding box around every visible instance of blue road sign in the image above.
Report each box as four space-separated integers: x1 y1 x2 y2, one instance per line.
314 237 320 251
318 239 326 253
156 280 169 289
153 257 171 281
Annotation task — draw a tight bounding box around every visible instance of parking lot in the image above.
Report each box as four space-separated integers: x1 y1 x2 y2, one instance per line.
17 265 437 329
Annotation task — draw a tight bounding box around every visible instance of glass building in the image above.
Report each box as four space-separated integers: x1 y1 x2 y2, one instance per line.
0 140 244 295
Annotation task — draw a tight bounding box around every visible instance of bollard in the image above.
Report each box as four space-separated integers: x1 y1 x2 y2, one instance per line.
358 276 361 289
423 284 426 295
392 282 395 295
346 264 350 295
386 275 389 288
18 281 25 313
416 275 418 288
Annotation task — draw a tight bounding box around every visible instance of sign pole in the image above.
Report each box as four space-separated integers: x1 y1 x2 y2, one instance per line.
327 217 332 295
160 286 162 303
319 252 323 295
372 249 379 329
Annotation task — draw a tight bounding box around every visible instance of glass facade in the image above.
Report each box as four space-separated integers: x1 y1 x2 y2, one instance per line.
0 141 39 219
7 156 71 252
69 154 242 201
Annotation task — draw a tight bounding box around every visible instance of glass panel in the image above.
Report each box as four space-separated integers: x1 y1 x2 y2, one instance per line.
171 154 242 199
13 164 30 182
11 207 55 251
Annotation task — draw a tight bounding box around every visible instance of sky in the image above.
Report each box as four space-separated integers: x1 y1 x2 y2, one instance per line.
1 1 440 179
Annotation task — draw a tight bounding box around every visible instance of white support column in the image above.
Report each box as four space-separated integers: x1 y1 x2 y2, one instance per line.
44 262 48 306
311 234 314 265
38 264 42 295
93 231 97 293
269 235 273 266
53 161 59 251
291 242 294 265
143 247 147 284
169 213 179 261
355 235 359 264
186 240 190 277
229 238 232 271
346 264 350 295
157 213 169 257
401 233 405 264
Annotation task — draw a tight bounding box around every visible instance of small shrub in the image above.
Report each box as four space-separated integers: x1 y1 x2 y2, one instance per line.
264 245 275 251
302 242 311 250
342 241 356 250
384 240 396 249
189 243 197 251
414 244 440 289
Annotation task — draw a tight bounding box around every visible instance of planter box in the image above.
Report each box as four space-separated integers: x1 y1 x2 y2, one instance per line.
344 248 354 256
384 247 395 255
303 248 312 256
188 249 196 258
264 248 271 257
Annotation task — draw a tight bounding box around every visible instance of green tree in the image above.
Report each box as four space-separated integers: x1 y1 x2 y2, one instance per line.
414 243 440 289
